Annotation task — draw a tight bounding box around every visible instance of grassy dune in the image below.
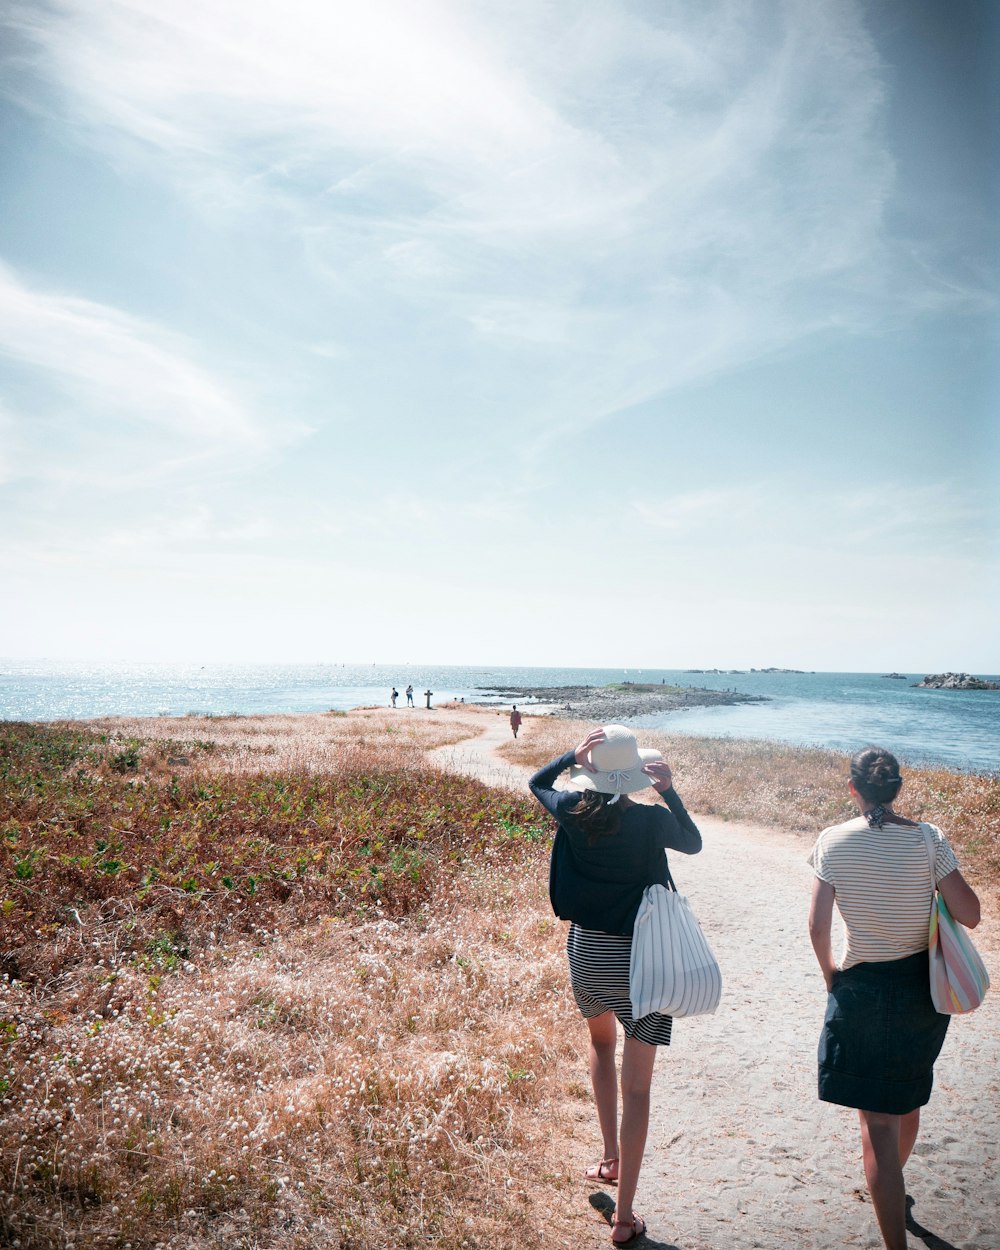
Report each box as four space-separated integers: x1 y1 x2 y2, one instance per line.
1 709 995 1249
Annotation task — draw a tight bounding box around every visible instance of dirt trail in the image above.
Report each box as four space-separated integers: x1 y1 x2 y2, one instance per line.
427 712 532 789
430 718 1000 1250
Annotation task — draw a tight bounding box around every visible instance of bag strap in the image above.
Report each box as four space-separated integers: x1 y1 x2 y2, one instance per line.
664 857 679 893
918 823 938 911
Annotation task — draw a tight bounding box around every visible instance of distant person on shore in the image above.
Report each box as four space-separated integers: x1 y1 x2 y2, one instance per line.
390 687 398 707
405 684 414 707
808 746 981 1250
529 726 702 1246
509 705 522 738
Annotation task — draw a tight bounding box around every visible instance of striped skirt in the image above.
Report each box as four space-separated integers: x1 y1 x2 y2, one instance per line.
567 923 673 1047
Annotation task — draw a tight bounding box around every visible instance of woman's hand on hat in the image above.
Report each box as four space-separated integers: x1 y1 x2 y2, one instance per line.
574 727 606 772
643 759 674 792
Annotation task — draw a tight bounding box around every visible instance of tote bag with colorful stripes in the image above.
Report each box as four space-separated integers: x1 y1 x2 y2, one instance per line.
629 879 722 1020
920 824 990 1015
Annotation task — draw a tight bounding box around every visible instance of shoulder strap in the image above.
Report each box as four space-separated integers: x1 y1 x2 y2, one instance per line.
918 822 937 894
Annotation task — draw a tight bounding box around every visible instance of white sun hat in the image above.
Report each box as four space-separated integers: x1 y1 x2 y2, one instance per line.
566 724 663 803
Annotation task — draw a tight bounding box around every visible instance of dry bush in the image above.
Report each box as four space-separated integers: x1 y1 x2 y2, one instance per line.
0 720 587 1250
503 718 1000 893
1 721 551 974
0 861 578 1250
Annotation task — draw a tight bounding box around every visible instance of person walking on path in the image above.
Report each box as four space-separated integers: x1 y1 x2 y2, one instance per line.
529 725 703 1246
509 705 523 739
808 746 982 1250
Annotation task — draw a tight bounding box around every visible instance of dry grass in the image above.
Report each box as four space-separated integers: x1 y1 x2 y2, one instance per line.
0 869 578 1250
502 717 1000 896
84 708 476 777
0 718 585 1250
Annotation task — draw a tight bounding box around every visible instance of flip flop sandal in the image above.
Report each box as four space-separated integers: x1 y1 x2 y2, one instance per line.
584 1157 619 1184
611 1212 646 1246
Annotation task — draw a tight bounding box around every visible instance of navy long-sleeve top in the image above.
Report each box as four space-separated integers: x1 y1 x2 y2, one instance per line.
529 749 703 936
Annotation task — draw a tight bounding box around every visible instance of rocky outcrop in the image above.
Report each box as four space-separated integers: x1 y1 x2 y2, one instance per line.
474 682 768 721
915 672 1000 690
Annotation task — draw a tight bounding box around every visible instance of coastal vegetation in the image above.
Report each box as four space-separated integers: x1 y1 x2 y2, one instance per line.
0 716 572 1250
1 709 995 1249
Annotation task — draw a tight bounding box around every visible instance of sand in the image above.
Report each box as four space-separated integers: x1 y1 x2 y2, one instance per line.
430 714 1000 1250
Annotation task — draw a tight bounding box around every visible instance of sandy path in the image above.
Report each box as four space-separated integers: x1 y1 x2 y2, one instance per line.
430 719 1000 1250
426 711 529 787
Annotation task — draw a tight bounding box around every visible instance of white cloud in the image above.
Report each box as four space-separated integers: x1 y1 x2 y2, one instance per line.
836 482 996 555
633 488 758 533
6 0 560 169
4 0 935 464
1 1 993 671
634 479 997 571
0 413 17 487
0 260 264 445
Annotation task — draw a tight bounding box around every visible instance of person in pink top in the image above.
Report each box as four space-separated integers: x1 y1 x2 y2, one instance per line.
509 706 523 738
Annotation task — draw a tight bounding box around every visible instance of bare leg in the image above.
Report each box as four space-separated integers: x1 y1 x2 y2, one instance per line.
899 1107 920 1167
858 1109 907 1250
613 1035 657 1242
586 1011 619 1166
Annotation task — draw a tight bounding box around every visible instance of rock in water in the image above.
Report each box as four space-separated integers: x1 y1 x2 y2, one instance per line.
915 672 1000 690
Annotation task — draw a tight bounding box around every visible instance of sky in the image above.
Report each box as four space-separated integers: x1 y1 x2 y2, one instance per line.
0 0 997 673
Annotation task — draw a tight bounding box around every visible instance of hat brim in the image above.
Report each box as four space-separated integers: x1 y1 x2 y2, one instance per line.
566 747 663 795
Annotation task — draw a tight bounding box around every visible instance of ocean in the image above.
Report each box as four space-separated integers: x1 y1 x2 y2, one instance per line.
1 660 997 774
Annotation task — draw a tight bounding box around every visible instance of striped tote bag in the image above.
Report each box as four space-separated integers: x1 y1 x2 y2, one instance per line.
921 824 990 1014
629 880 722 1020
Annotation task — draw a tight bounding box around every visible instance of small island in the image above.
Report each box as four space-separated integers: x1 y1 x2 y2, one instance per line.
882 672 908 680
684 666 808 674
914 672 1000 691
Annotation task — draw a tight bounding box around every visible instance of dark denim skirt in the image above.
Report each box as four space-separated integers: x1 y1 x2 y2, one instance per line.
818 950 949 1115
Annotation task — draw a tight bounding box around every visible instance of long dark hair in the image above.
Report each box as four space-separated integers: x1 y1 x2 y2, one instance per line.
850 746 903 805
571 789 623 844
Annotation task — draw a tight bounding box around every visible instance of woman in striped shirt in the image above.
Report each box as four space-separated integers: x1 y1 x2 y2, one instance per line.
808 746 981 1250
529 725 702 1247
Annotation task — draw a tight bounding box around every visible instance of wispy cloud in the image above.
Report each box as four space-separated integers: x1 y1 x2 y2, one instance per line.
836 482 997 555
635 479 997 567
3 5 895 278
633 488 759 534
4 1 986 429
0 2 993 666
0 260 262 444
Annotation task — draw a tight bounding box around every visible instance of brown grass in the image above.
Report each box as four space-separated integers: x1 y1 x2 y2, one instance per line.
0 716 586 1250
84 707 476 776
1 865 578 1250
501 717 1000 897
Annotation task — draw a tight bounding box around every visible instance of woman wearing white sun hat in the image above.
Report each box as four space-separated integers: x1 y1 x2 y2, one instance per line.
529 725 703 1247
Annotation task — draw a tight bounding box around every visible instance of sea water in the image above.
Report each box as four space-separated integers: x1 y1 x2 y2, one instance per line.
0 660 997 773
